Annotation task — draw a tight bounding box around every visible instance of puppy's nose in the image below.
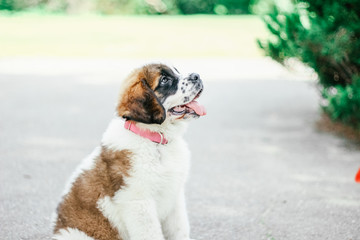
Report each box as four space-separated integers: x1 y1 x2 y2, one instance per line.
189 73 200 81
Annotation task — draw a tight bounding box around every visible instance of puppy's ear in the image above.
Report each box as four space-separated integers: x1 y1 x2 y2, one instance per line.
117 79 166 124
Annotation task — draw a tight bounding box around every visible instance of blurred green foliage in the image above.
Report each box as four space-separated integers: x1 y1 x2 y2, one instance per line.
176 0 251 14
0 0 251 14
322 77 360 129
256 0 360 129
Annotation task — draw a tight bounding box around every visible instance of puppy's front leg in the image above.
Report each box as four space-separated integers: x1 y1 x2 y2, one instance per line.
162 191 192 240
123 199 165 240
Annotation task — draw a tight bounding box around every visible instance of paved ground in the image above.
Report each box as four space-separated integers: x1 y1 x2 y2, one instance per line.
0 58 359 240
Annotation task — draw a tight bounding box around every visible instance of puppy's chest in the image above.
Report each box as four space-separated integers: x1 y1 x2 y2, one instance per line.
134 144 189 187
123 143 190 202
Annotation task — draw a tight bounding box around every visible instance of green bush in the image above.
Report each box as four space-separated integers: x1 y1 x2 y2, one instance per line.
0 0 46 11
0 0 14 10
322 77 360 129
176 0 251 14
0 0 251 14
96 0 179 15
0 0 74 13
256 0 360 129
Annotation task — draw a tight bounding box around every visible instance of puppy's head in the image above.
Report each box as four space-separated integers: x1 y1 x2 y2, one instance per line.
117 63 206 125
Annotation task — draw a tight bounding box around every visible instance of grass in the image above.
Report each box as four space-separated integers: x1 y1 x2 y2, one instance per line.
0 13 268 58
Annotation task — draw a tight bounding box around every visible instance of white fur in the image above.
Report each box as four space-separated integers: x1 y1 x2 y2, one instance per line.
53 228 95 240
98 117 191 240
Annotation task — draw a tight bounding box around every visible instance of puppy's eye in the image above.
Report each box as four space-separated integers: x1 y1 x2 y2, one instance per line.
160 76 170 85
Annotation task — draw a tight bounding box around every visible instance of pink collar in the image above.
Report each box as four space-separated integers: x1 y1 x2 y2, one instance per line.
124 121 168 145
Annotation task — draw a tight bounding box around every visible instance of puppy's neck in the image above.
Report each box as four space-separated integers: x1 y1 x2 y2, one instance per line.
133 118 188 141
102 117 187 148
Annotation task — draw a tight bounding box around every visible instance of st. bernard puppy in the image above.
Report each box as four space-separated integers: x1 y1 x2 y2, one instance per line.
53 63 206 240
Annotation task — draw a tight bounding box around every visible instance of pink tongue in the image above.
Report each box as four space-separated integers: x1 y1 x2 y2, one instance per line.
185 100 207 116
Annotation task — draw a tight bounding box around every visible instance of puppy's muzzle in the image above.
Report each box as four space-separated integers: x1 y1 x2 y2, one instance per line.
188 73 200 82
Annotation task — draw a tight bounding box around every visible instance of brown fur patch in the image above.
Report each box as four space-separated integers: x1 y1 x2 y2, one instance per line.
54 147 132 240
117 64 167 124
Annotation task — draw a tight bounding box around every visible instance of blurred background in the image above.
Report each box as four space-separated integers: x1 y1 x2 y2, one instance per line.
0 0 263 58
1 0 359 239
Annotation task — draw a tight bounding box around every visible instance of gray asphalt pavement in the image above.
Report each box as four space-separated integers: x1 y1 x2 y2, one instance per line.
1 59 359 240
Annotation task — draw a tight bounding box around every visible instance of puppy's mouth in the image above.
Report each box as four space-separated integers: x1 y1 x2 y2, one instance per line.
169 89 206 117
